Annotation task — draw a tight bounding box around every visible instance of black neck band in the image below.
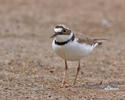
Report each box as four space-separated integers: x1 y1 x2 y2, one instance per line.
55 34 75 45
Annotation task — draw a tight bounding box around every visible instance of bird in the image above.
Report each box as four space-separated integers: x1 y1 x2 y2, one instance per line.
51 25 106 87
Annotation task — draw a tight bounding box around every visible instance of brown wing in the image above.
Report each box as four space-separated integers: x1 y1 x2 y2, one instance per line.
77 37 106 45
77 37 95 45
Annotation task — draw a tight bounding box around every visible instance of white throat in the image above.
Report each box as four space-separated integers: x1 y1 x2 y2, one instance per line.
55 32 74 42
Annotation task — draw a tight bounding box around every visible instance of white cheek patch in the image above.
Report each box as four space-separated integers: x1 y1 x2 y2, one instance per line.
54 28 62 32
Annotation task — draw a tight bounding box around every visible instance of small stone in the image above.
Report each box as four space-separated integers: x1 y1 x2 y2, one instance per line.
104 85 119 90
33 88 44 91
50 70 54 73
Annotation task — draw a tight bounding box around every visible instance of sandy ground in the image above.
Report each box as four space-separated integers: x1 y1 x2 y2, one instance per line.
0 0 125 99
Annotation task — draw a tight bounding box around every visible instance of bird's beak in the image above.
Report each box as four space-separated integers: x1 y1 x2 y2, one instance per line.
50 32 58 38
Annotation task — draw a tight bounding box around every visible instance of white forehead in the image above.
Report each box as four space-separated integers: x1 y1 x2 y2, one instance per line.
54 28 63 32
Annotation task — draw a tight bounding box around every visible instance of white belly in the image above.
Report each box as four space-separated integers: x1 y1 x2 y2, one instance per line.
52 40 94 61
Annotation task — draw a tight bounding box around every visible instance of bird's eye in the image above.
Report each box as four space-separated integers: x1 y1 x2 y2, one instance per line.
63 29 66 32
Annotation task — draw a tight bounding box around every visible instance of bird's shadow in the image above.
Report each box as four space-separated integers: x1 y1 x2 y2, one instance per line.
75 81 125 90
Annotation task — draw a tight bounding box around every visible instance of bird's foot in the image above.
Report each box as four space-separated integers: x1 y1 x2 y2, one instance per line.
60 81 71 88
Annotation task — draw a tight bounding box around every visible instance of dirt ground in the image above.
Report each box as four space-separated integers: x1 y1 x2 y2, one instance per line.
0 0 125 100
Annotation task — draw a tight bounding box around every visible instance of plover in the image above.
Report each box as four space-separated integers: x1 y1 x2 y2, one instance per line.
51 25 106 87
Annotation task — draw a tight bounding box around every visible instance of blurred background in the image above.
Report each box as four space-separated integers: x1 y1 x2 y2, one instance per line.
0 0 125 99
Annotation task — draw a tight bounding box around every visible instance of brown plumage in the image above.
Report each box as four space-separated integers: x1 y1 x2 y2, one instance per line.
77 37 107 45
62 28 71 35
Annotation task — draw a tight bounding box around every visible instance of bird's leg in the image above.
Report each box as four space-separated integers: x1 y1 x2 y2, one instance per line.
73 60 80 85
61 60 69 87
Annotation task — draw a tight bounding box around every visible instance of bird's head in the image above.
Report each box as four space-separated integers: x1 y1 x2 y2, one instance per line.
51 25 72 42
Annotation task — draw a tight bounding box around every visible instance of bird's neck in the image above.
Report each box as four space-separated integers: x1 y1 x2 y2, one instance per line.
55 33 74 42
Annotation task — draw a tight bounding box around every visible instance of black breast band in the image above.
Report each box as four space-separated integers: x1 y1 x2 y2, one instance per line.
55 34 75 45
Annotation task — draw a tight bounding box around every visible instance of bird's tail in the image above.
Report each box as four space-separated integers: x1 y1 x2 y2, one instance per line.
92 38 107 48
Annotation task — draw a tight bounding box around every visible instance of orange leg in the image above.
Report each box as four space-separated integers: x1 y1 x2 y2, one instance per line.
73 60 80 85
61 60 69 87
